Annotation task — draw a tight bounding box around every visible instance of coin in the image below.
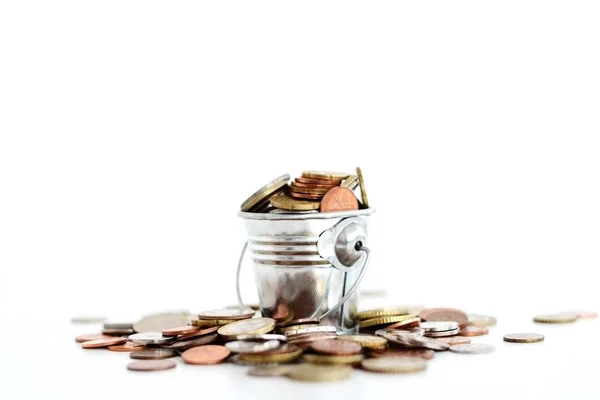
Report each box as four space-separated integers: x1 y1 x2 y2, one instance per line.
434 336 471 346
341 175 359 190
225 340 281 354
241 174 290 212
302 171 350 180
108 342 145 352
127 360 176 372
71 315 107 324
269 194 320 211
423 328 460 337
182 345 231 365
459 326 489 337
130 348 178 360
75 333 114 343
359 315 417 329
218 318 276 340
291 180 338 189
269 208 318 214
296 177 342 185
386 317 421 330
278 324 320 333
133 313 190 333
419 308 469 328
177 326 220 340
197 307 256 320
287 364 352 382
162 325 199 337
311 339 362 355
82 337 127 349
320 187 359 213
421 321 459 332
191 318 238 327
450 343 496 354
278 318 320 328
162 333 218 351
248 365 293 377
563 310 598 320
361 357 427 374
102 328 135 336
533 313 577 324
355 167 369 208
289 191 324 200
503 333 545 343
240 344 303 364
289 184 330 195
468 313 497 327
104 322 134 330
287 333 339 346
369 348 435 360
376 330 449 351
128 332 175 345
338 334 388 350
356 307 410 320
284 326 337 337
302 353 364 365
233 334 287 342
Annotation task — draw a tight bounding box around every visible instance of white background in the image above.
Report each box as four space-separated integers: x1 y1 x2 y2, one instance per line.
1 1 599 399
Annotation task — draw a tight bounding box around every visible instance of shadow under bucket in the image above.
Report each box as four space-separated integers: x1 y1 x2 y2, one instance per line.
237 208 374 334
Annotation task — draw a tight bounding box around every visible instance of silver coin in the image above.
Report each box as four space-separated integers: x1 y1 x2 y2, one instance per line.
376 330 449 351
162 333 218 351
71 315 107 324
233 334 287 342
421 321 459 332
248 365 293 377
284 326 337 337
104 322 134 330
450 343 496 354
269 208 318 214
128 332 175 345
424 328 460 338
197 307 256 320
130 348 178 360
133 313 190 333
225 340 281 354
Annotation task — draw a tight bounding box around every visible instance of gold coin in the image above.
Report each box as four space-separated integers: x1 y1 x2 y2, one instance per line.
287 364 352 382
361 356 427 373
240 348 303 364
359 315 417 329
341 175 359 190
356 167 369 208
241 174 290 212
218 317 276 340
289 185 330 195
533 313 577 324
503 333 545 343
338 334 388 350
269 194 320 211
356 308 410 321
302 353 364 365
191 318 238 327
302 171 351 180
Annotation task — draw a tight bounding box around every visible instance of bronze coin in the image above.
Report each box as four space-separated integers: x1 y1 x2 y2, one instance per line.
369 348 435 360
278 318 320 328
459 326 489 337
177 326 220 340
75 333 114 343
102 328 135 336
386 317 421 330
434 336 471 346
311 339 362 356
108 342 145 352
82 337 127 349
127 360 176 372
296 176 342 185
182 345 231 365
419 308 469 328
289 191 324 200
291 180 338 189
164 333 219 351
130 348 178 360
320 187 359 213
289 184 332 195
162 325 199 337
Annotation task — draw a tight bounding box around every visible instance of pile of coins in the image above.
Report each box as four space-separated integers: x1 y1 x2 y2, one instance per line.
73 306 596 379
240 169 369 213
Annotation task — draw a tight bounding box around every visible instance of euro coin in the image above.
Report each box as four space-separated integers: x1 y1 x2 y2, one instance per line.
225 340 281 354
130 348 177 360
503 333 545 343
359 315 417 329
533 313 577 324
338 334 388 350
302 353 364 365
459 326 489 337
302 171 350 180
320 187 359 213
197 307 255 320
269 194 320 211
356 167 369 208
218 318 276 340
241 174 290 212
182 345 231 365
356 307 410 320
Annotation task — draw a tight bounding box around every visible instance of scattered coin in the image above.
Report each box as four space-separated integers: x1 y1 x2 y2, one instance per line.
467 313 497 327
128 332 175 345
303 353 364 365
197 307 256 320
376 330 449 351
361 357 427 374
104 322 134 330
287 333 339 347
133 313 190 333
311 339 362 356
320 187 359 213
277 318 320 328
248 365 293 377
533 313 577 324
192 318 238 327
503 333 545 343
459 326 489 337
241 174 290 212
240 344 303 364
225 340 281 354
369 348 435 360
71 315 107 324
386 317 421 330
356 167 369 208
177 326 220 340
130 348 178 360
75 333 114 343
161 325 199 337
127 360 176 372
232 334 287 342
284 326 337 337
163 333 219 351
338 334 388 350
287 364 352 382
108 342 145 352
102 328 135 336
421 321 459 332
434 336 471 346
269 194 320 211
450 343 496 354
423 328 460 338
182 345 231 365
359 315 416 329
356 307 410 320
278 324 320 333
302 171 350 180
218 318 276 340
82 337 127 349
419 308 469 328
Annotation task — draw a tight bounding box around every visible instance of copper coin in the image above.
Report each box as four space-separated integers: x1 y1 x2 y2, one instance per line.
369 348 435 360
162 325 199 337
82 337 127 349
386 317 421 330
311 339 362 355
296 176 342 185
289 191 324 200
108 342 145 352
278 318 320 328
289 184 332 195
130 348 178 360
182 345 231 365
320 187 359 213
291 180 338 189
177 326 220 340
434 336 471 346
127 360 176 372
75 333 113 343
459 326 489 337
419 308 469 328
271 304 291 322
102 328 135 336
164 333 219 351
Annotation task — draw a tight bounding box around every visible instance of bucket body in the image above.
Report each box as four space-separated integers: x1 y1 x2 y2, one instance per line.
238 209 373 334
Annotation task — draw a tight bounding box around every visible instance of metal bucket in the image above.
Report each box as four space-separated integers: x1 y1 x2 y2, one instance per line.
236 208 374 334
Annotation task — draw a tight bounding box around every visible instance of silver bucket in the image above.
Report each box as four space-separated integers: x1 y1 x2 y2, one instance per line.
236 209 374 334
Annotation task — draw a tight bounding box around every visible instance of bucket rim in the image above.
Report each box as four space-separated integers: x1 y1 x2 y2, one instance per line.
238 208 375 220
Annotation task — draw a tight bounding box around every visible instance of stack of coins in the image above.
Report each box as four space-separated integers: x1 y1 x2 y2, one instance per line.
240 168 369 214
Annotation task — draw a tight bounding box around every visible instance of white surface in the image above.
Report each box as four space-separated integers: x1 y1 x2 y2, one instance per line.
1 1 600 399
